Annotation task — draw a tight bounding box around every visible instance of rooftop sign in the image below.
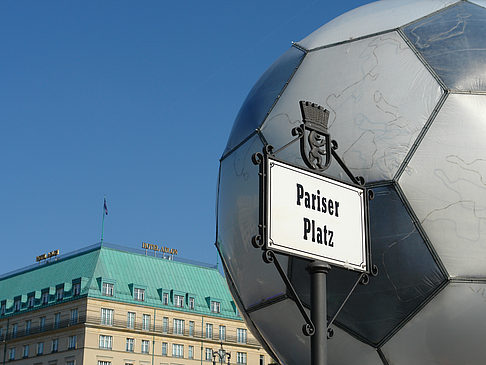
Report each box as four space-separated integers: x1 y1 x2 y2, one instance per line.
142 242 178 256
36 249 60 263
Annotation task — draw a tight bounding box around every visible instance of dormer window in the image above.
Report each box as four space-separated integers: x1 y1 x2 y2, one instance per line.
174 295 184 308
210 301 221 314
73 282 81 296
134 288 145 302
56 287 64 301
41 291 49 305
162 292 169 305
27 295 35 308
102 282 114 297
14 298 21 312
189 297 195 310
0 302 5 315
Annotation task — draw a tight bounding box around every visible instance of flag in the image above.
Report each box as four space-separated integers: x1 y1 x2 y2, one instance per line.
104 198 108 215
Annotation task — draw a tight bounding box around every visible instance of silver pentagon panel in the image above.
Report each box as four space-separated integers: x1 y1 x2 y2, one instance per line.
261 31 443 183
297 0 459 50
402 1 486 92
382 282 486 364
399 94 486 278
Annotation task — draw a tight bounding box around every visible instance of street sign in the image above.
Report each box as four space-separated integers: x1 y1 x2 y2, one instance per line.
266 157 369 272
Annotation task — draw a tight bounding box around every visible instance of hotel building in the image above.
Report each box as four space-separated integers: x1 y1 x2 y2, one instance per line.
0 243 272 365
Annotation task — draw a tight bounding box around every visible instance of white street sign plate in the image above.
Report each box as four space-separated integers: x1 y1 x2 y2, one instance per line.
266 158 369 272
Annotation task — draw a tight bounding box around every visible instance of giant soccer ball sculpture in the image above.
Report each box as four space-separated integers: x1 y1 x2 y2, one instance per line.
216 1 486 364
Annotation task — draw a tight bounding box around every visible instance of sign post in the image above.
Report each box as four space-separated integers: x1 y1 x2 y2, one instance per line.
251 101 375 365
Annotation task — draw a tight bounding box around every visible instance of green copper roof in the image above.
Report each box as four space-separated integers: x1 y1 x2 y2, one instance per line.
0 243 240 320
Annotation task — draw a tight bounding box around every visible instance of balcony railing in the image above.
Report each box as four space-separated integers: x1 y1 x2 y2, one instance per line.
0 314 259 347
0 315 85 342
86 315 260 346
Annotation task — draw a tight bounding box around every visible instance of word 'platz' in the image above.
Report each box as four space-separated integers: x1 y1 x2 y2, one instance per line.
296 183 340 246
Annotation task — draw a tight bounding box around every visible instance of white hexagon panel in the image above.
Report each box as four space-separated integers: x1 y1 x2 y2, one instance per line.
217 1 486 364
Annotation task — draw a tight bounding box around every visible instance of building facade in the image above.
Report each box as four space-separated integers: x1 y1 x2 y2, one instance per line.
0 243 272 365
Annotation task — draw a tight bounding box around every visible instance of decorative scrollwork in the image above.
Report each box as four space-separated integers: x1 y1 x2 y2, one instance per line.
331 139 338 150
327 327 334 339
251 152 263 165
368 189 375 200
302 323 315 337
264 144 274 156
291 126 304 138
360 273 370 285
371 264 379 277
251 235 264 249
355 176 365 186
262 250 275 264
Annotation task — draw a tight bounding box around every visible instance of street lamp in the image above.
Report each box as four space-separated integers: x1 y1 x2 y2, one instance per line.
212 342 231 365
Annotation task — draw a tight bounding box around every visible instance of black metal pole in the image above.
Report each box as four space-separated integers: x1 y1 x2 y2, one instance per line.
307 261 331 365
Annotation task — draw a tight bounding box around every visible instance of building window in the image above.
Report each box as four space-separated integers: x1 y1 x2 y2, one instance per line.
142 314 151 331
126 338 134 352
51 338 59 353
11 323 17 338
41 291 49 305
188 345 194 359
237 352 247 364
173 318 184 335
73 282 81 296
174 294 184 307
162 317 169 333
237 328 247 343
141 339 150 354
210 301 221 313
260 354 265 365
102 282 114 296
172 344 184 358
0 302 5 315
56 287 64 301
67 361 75 365
162 292 169 305
40 316 46 331
37 342 44 355
101 308 114 325
219 325 226 341
127 311 135 328
98 362 111 365
25 320 31 335
27 295 35 308
23 344 29 358
70 308 78 324
99 335 113 350
189 296 195 310
162 342 168 356
68 335 77 349
206 323 213 339
134 287 145 301
205 348 213 361
14 298 20 312
54 312 61 328
8 347 15 360
189 321 195 337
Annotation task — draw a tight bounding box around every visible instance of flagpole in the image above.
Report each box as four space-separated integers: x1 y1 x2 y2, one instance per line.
101 196 107 244
101 207 105 244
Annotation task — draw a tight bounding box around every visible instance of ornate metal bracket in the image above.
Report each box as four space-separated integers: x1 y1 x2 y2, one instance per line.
250 101 379 338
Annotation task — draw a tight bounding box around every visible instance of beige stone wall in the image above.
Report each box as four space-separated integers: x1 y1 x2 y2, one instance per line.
0 297 86 364
0 296 273 365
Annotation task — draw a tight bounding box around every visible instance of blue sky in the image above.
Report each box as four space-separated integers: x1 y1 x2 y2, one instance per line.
0 0 372 273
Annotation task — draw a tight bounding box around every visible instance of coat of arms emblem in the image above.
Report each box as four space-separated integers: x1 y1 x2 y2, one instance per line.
297 100 332 172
